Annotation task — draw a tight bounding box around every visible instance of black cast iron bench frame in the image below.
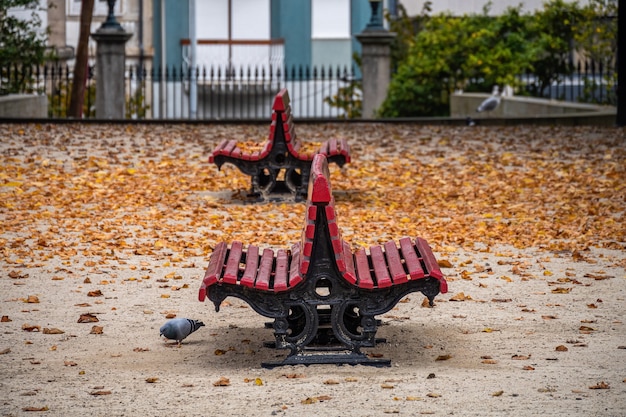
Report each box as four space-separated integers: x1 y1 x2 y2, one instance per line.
208 88 350 201
199 154 448 367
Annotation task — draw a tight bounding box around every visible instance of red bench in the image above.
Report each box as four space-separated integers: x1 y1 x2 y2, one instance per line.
209 88 351 201
199 154 447 367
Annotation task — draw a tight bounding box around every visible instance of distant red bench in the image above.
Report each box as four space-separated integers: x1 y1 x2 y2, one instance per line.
209 88 350 201
199 154 447 367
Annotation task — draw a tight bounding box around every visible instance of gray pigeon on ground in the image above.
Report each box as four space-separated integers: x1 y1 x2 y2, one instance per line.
159 318 204 346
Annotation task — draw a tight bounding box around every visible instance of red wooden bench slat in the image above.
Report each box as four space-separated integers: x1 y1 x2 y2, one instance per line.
231 148 243 158
208 140 227 163
272 88 288 112
318 140 329 155
399 237 425 280
384 240 408 284
273 249 289 292
240 244 260 288
224 140 238 155
354 248 374 289
254 248 274 290
370 245 392 288
203 241 228 286
310 157 332 203
339 138 351 161
342 241 357 284
222 241 243 284
327 138 338 155
259 141 271 159
213 139 229 152
415 237 444 281
287 140 301 155
289 242 303 288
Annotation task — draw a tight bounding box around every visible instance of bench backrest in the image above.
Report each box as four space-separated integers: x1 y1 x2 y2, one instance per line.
269 88 309 159
299 154 356 283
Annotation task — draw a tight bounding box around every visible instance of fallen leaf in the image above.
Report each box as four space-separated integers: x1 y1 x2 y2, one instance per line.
22 324 41 332
437 259 453 268
42 328 64 334
89 390 112 396
78 314 99 323
0 348 10 355
64 360 77 366
449 292 470 301
589 382 609 390
213 377 230 387
21 406 49 412
87 290 102 297
492 391 504 397
579 326 595 333
282 374 306 379
25 295 40 303
90 326 103 334
555 345 568 352
511 354 531 360
583 273 612 280
133 347 150 352
435 354 452 361
145 377 159 383
1 315 12 322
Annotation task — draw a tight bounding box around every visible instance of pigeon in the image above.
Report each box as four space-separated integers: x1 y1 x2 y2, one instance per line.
476 85 501 114
159 318 205 346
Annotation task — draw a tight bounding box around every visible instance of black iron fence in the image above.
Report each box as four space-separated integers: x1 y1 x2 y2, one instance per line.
1 63 358 120
0 60 616 120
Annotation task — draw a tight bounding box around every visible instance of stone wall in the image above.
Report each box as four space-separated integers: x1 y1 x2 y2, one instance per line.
451 93 614 118
0 95 48 118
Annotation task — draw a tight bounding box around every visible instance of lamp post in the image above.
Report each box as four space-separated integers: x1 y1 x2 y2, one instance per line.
356 0 395 118
91 0 132 118
101 0 124 31
365 0 384 31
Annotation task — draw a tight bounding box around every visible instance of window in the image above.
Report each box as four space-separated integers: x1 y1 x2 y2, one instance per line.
311 0 350 39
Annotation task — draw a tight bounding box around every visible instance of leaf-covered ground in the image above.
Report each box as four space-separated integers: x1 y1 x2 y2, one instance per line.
1 123 625 416
1 123 624 265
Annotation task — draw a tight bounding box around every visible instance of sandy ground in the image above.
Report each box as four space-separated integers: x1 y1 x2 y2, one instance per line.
1 123 625 416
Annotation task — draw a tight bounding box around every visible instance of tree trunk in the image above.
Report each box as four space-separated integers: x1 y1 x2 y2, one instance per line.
68 0 95 118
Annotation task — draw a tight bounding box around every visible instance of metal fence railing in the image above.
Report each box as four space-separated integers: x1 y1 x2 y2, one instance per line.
1 63 358 120
0 59 616 120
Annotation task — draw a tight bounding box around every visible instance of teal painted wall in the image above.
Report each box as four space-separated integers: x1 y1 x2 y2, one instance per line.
153 0 189 69
271 0 311 70
351 0 371 63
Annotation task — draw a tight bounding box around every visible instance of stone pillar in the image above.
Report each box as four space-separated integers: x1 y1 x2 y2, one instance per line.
91 4 132 119
356 29 395 119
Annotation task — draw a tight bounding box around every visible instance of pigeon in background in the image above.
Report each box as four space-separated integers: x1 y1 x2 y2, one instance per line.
160 318 205 346
476 85 501 114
